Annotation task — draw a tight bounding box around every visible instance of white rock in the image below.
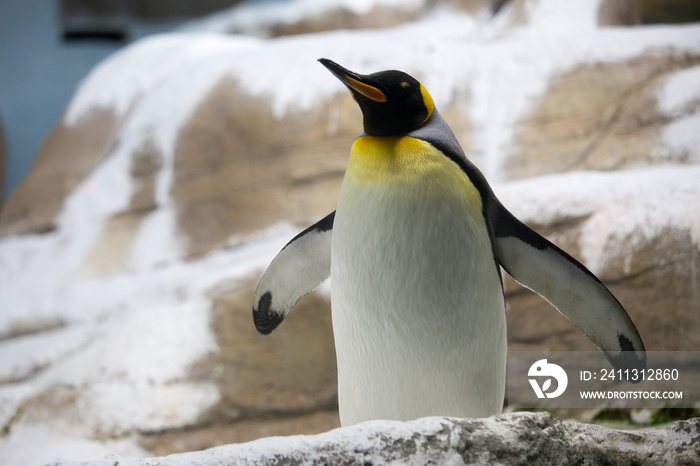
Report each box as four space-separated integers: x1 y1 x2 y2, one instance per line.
47 412 700 466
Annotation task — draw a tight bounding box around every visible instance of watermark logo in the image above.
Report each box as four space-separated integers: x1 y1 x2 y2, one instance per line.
508 351 698 408
528 359 568 398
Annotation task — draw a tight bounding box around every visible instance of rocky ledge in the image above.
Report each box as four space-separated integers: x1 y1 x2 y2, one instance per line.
50 412 699 466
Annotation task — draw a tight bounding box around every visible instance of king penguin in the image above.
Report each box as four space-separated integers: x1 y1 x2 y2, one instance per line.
253 59 645 426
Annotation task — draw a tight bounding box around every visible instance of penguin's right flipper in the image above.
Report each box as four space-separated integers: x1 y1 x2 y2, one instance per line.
491 202 646 372
253 211 334 335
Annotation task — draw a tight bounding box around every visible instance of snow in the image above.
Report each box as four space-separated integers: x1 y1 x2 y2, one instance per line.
64 34 261 126
2 0 700 464
0 424 146 466
657 64 700 164
0 323 91 382
130 208 184 269
47 412 700 466
95 416 465 466
183 0 428 37
0 219 296 362
658 64 700 115
520 0 601 32
467 18 700 180
0 220 297 464
661 113 700 163
63 9 700 186
494 165 700 275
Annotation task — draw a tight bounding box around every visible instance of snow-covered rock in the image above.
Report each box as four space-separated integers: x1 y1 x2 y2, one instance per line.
498 166 700 352
182 0 494 38
49 412 700 466
1 0 699 464
505 53 700 181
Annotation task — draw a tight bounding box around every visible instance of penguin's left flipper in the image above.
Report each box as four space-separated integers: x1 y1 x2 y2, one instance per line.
491 202 646 373
253 211 335 335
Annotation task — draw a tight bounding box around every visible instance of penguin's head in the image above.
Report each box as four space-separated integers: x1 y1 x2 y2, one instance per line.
319 58 435 137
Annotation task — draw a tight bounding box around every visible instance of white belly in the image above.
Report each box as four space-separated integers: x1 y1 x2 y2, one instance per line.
331 162 506 425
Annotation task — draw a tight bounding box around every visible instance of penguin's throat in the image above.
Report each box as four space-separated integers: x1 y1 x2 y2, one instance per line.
347 135 441 184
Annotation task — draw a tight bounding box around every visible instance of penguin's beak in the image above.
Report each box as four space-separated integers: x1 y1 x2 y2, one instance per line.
318 58 387 103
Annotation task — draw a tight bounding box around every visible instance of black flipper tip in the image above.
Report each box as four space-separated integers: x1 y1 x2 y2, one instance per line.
253 291 285 335
605 334 647 384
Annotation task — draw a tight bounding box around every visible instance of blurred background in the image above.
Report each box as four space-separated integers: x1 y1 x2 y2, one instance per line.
0 0 238 202
0 0 699 464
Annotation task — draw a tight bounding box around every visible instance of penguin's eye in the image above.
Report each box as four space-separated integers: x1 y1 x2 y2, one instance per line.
400 81 410 88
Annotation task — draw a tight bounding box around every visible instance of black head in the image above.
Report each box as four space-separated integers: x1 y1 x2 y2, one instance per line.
319 58 435 137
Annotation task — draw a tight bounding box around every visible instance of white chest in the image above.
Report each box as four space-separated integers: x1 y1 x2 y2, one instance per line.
330 136 507 425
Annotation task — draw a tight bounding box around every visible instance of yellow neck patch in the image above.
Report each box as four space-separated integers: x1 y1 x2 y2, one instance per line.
420 84 434 124
347 136 433 184
346 136 483 213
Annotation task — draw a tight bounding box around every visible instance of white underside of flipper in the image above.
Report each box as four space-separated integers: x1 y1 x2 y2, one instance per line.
331 168 506 426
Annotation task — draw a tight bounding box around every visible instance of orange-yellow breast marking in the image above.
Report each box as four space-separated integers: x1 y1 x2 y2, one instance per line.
346 135 483 216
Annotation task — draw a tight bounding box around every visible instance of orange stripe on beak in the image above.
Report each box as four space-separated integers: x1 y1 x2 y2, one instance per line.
345 76 387 103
